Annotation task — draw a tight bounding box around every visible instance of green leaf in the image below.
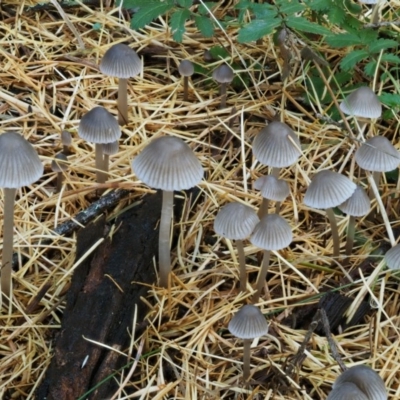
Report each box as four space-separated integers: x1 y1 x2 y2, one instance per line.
237 17 281 43
340 49 369 71
286 16 331 35
251 3 277 19
327 6 346 25
379 92 400 108
368 39 398 54
381 54 400 64
198 2 216 15
194 16 214 38
278 2 305 14
170 9 190 42
177 0 192 7
307 0 331 11
326 32 363 47
130 2 174 30
118 0 158 8
345 0 362 14
364 60 377 77
209 46 230 60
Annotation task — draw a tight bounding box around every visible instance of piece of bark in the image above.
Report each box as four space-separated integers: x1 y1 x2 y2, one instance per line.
36 192 162 400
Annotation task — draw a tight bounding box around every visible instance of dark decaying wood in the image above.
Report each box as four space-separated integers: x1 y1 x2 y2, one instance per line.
36 192 162 400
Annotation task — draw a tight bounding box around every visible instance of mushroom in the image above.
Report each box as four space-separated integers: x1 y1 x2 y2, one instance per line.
385 243 400 270
0 132 43 304
61 130 72 154
51 153 69 193
102 140 119 176
214 202 260 292
78 106 121 184
304 170 356 259
178 60 194 102
327 365 387 400
250 214 292 303
228 304 269 381
99 43 142 125
132 136 203 287
212 64 234 109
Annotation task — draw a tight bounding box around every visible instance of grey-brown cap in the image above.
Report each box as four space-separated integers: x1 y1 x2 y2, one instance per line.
338 185 370 217
214 202 259 240
228 304 268 340
339 86 382 119
78 107 121 144
327 383 368 400
250 214 292 251
51 153 68 173
178 60 194 77
252 122 301 168
0 131 43 188
254 175 290 202
132 136 203 191
304 170 356 209
385 244 400 270
103 140 119 156
100 43 142 79
355 136 400 172
61 130 72 147
212 64 234 83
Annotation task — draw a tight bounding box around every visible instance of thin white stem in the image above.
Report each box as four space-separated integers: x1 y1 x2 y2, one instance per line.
236 240 247 292
95 144 106 184
159 191 174 288
118 78 128 125
326 207 340 259
253 250 271 303
243 339 251 381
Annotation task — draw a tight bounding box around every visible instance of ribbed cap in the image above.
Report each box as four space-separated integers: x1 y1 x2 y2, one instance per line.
51 153 68 173
0 132 43 188
100 43 142 79
212 64 234 83
252 122 301 168
132 136 203 191
327 383 368 400
78 107 121 144
178 60 194 77
103 140 119 156
254 175 290 202
304 170 356 209
355 136 400 172
385 244 400 270
339 86 382 119
338 186 370 217
214 202 259 240
228 304 269 340
333 365 387 400
250 214 292 251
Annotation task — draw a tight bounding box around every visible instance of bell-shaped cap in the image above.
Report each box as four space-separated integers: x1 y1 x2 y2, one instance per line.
339 86 382 119
78 107 121 144
178 60 194 77
355 136 400 172
338 185 370 217
61 130 72 146
228 304 269 340
0 131 43 188
132 136 203 191
100 43 142 79
51 153 68 173
385 243 400 270
332 365 387 400
304 170 356 209
214 202 259 240
103 140 119 156
212 64 234 83
252 122 301 168
327 382 368 400
254 175 290 202
250 214 292 251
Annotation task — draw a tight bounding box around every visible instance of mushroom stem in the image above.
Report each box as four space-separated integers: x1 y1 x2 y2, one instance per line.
367 171 380 220
345 215 356 256
117 78 128 125
1 188 16 305
103 154 110 178
95 144 106 184
220 83 227 108
159 190 174 288
243 339 251 381
183 76 189 101
253 250 271 303
236 239 247 292
325 207 340 259
257 198 269 218
55 172 63 193
271 167 281 178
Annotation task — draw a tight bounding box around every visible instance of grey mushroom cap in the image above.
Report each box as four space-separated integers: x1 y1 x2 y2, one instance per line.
51 153 69 173
304 170 356 209
214 202 260 240
355 136 400 172
254 175 290 202
78 107 121 144
252 122 301 168
228 304 269 340
100 43 142 79
0 131 43 188
212 64 234 83
103 140 119 156
385 244 400 270
178 60 194 77
250 214 292 251
327 382 368 400
338 186 370 217
61 130 72 146
339 86 382 119
132 136 204 191
332 365 387 400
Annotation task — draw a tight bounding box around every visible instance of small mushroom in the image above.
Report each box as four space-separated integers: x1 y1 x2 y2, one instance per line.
100 43 142 125
178 60 194 102
61 130 72 154
228 304 268 381
132 136 204 287
51 153 69 193
212 64 234 109
385 243 400 270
